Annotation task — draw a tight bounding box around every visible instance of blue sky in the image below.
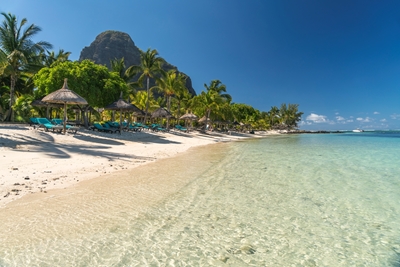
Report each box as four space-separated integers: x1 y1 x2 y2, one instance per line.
2 0 400 130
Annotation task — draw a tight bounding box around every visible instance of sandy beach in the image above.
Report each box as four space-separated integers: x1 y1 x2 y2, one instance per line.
0 124 274 208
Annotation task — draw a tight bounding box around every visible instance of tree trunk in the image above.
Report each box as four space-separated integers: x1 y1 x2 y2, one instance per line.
8 75 16 122
144 76 150 123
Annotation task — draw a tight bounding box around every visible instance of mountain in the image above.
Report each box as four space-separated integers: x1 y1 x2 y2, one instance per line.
79 30 196 96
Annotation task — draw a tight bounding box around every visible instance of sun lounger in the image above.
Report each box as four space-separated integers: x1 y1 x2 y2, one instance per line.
151 124 167 132
92 123 119 133
51 118 80 133
125 123 142 132
36 118 63 133
175 125 188 132
102 122 121 133
134 123 149 131
29 118 40 128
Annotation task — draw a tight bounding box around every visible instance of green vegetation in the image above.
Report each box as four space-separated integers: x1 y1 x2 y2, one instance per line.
0 12 303 131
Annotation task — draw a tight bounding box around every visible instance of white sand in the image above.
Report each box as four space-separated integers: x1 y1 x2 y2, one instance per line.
0 124 276 207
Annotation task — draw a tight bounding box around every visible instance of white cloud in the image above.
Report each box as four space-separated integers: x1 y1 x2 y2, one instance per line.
335 112 339 115
306 113 328 123
391 113 400 120
380 119 387 122
373 111 380 115
336 116 345 121
346 119 353 123
356 117 373 123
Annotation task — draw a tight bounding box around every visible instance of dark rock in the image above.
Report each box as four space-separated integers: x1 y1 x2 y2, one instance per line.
79 30 197 96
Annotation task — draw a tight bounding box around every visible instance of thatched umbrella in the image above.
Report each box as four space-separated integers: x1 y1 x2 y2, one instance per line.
179 113 198 120
104 92 145 133
179 112 198 128
31 97 64 118
42 78 88 134
151 107 174 129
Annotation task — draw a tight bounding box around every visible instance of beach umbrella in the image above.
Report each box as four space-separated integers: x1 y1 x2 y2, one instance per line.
151 107 174 129
104 92 145 133
31 97 64 118
198 115 212 124
179 113 198 120
42 78 88 134
179 112 198 128
151 107 173 118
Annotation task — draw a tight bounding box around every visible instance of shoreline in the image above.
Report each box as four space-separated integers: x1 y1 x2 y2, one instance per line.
0 124 277 208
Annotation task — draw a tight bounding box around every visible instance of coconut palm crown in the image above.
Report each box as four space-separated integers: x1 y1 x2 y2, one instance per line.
0 12 52 121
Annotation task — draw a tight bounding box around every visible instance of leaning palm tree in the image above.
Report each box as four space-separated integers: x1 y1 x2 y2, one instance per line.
0 12 52 121
126 48 165 122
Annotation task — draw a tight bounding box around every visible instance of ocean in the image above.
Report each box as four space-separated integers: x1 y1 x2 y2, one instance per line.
1 132 400 266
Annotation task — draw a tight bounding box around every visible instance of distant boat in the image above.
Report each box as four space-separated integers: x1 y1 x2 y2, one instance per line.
352 128 364 132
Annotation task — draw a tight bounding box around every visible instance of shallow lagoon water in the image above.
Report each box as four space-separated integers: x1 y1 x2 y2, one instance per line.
1 132 400 266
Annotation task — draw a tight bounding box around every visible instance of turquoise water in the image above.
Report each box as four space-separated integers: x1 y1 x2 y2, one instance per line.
1 132 400 266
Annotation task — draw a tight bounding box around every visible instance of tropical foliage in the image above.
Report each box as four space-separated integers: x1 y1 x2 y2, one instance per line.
0 12 303 130
0 12 52 121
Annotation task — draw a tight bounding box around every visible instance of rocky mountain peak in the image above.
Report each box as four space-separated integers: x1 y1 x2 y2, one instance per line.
79 30 196 96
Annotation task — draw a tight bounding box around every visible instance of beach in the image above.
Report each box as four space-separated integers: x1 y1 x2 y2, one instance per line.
1 129 400 265
0 124 270 208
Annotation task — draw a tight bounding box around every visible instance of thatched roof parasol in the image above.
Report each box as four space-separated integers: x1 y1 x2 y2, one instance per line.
42 78 88 134
151 107 173 118
31 97 64 108
198 115 212 124
179 113 198 120
104 92 145 133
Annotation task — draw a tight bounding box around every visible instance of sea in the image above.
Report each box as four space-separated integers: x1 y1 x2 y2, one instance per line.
0 131 400 266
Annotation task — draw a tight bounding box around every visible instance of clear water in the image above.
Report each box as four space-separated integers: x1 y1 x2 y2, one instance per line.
1 132 400 266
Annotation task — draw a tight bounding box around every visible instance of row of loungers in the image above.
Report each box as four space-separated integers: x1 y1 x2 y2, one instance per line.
29 118 80 133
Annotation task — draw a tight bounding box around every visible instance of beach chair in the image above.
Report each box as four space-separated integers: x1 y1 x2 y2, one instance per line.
106 121 120 128
126 123 142 132
92 123 119 133
151 124 167 132
29 118 40 128
135 122 149 131
175 124 188 133
51 118 80 133
102 122 121 134
36 118 63 133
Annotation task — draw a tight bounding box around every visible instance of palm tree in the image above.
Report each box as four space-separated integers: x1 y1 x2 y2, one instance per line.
193 89 224 130
126 48 165 122
154 70 187 129
155 70 187 112
268 106 280 129
204 79 232 103
172 86 192 121
197 80 231 129
109 57 138 84
0 12 52 121
42 49 71 67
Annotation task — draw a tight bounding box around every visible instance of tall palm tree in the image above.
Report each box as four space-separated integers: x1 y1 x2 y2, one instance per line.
126 48 165 122
197 80 231 129
172 86 192 121
268 106 280 129
193 89 224 130
204 79 232 103
154 70 187 129
0 12 52 121
155 70 186 112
